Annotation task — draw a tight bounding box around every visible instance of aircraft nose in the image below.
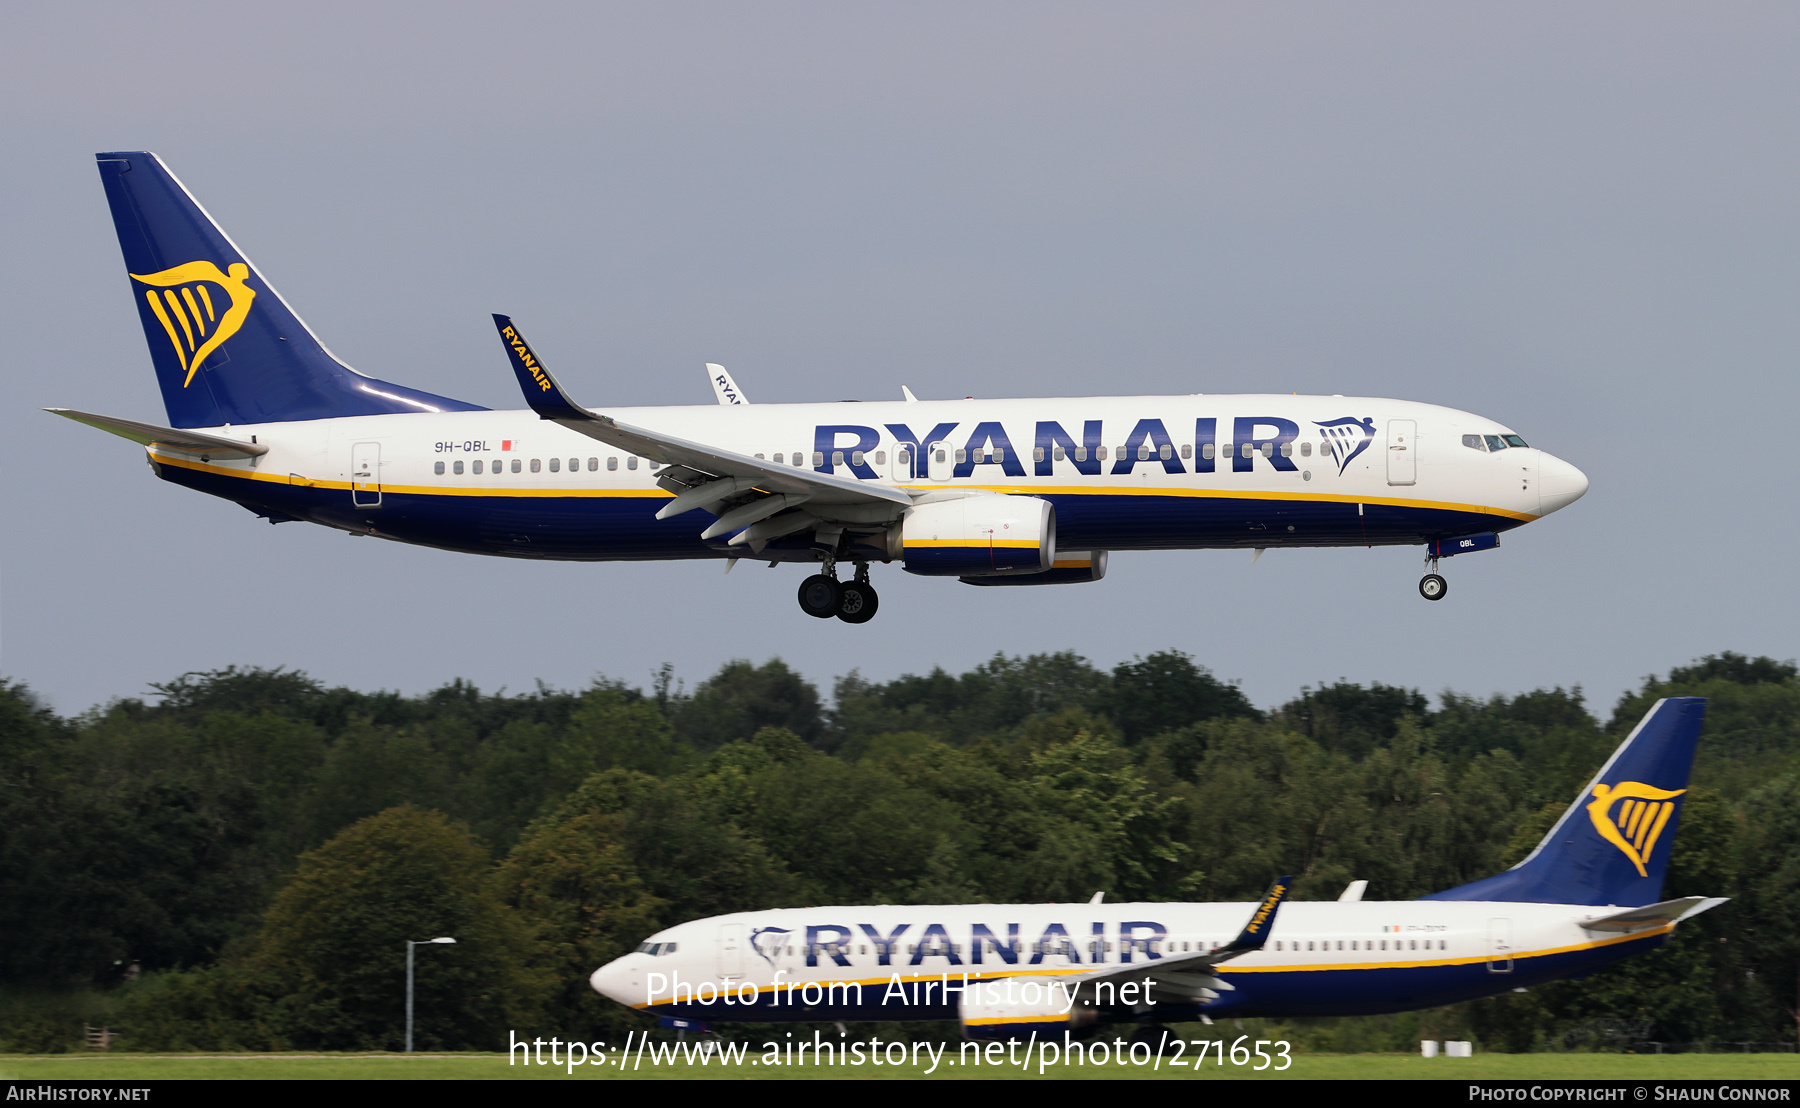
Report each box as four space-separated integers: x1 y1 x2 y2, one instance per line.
1537 452 1589 516
590 956 638 1005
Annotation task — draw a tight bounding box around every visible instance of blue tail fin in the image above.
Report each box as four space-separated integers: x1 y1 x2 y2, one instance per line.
1421 697 1706 907
95 152 484 427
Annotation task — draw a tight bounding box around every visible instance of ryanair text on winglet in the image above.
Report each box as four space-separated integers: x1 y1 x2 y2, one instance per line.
502 326 553 393
1243 883 1287 937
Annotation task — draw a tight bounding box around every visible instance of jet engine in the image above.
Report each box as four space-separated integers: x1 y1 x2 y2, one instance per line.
899 494 1053 577
960 550 1106 586
958 981 1098 1042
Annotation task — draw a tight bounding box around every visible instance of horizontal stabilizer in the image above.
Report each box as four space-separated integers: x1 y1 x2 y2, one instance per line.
1580 896 1728 933
46 408 268 459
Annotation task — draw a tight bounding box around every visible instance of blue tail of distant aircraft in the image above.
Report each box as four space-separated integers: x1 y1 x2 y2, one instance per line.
95 152 484 428
1422 697 1705 907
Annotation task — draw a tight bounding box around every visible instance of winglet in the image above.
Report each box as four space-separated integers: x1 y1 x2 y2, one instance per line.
707 364 749 405
492 314 594 422
1222 875 1294 954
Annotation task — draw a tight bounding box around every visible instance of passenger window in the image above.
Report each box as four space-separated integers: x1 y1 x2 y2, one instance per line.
832 450 844 466
588 458 598 471
1033 446 1046 463
627 457 638 470
1137 445 1150 461
754 453 765 460
1503 435 1528 448
1180 444 1191 459
850 450 865 466
649 462 659 471
607 457 618 471
875 450 885 465
1300 442 1311 457
473 460 483 474
1074 446 1086 461
548 457 560 472
955 448 967 464
1096 446 1107 461
1261 442 1273 457
1201 443 1215 459
531 458 542 472
511 459 522 473
1484 435 1507 451
1279 442 1293 458
453 460 464 475
1276 941 1283 951
569 458 578 471
793 453 805 467
1462 434 1486 451
811 452 824 466
993 447 1005 463
434 461 445 475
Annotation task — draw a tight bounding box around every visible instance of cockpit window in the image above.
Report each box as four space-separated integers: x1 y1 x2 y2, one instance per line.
1461 434 1486 451
635 942 655 953
634 941 679 956
1502 435 1528 448
1483 435 1507 451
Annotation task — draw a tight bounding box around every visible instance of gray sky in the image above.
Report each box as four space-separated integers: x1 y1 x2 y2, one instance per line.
2 2 1796 718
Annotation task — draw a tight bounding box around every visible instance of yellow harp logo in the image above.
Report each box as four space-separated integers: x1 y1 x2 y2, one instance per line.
129 261 257 387
1586 781 1685 878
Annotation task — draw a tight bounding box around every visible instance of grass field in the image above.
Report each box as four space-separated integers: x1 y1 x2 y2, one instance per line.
3 1051 1796 1080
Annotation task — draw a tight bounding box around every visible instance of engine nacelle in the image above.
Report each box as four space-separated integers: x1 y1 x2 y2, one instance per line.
901 495 1054 577
958 980 1098 1042
961 550 1106 587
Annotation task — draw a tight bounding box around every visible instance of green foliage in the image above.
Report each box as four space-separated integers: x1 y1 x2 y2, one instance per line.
7 649 1800 1051
254 806 542 1050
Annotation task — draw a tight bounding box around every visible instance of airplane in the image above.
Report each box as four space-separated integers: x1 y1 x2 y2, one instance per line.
587 697 1722 1042
58 152 1589 623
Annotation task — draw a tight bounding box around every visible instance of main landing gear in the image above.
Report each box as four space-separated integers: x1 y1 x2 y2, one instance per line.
797 557 880 623
1419 555 1447 602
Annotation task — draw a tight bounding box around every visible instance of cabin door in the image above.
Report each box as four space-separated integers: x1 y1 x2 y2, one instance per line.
1486 917 1513 973
351 442 382 508
1386 420 1416 486
926 440 953 482
717 922 745 979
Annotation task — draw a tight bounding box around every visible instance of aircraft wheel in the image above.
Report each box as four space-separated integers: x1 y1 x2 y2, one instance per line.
797 574 842 619
1419 573 1448 601
837 581 879 624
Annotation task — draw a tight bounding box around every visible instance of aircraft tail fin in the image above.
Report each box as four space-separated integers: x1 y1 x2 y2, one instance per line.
1422 697 1706 907
94 152 484 428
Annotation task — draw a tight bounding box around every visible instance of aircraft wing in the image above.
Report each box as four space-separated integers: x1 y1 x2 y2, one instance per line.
1054 876 1295 1006
46 408 269 460
493 316 909 518
1579 896 1728 933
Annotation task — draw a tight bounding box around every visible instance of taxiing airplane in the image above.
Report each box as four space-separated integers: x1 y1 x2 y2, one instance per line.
588 697 1721 1041
60 152 1588 622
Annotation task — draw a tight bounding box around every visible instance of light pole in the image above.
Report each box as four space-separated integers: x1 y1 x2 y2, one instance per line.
405 937 456 1053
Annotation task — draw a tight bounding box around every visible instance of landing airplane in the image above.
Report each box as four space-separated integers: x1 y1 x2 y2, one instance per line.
588 697 1721 1041
59 152 1588 623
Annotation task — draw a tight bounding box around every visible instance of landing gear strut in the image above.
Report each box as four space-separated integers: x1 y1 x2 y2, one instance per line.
1419 555 1447 602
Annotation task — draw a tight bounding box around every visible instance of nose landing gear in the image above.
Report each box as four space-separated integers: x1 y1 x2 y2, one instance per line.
1419 555 1447 601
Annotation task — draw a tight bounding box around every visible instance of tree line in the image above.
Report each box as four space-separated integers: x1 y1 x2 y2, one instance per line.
1 650 1797 1053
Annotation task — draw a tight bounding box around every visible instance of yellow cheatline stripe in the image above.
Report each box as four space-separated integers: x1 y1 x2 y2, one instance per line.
163 290 196 353
965 1014 1069 1026
152 455 1531 521
629 927 1672 1008
948 483 1538 522
903 538 1040 549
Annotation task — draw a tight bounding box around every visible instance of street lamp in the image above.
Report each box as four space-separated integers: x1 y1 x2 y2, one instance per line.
405 937 456 1053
